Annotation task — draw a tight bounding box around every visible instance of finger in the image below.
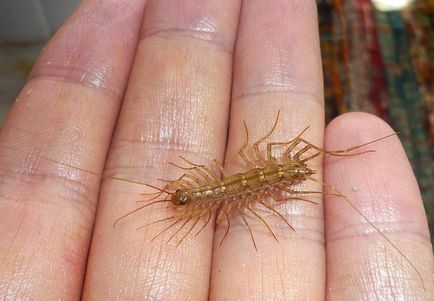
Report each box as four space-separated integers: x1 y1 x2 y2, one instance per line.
324 113 434 299
0 1 145 299
210 1 325 300
82 1 241 299
0 0 145 297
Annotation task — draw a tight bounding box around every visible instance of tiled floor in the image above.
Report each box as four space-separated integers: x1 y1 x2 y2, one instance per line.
0 42 44 127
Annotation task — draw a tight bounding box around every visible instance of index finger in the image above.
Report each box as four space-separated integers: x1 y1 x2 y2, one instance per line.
0 0 145 299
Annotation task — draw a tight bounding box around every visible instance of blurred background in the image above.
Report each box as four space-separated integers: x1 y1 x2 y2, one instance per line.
0 0 433 240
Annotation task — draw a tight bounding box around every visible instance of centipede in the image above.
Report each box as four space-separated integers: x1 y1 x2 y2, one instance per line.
110 110 425 289
2 110 424 290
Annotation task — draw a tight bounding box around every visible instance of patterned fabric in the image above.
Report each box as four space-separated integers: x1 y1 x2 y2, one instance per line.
317 0 434 242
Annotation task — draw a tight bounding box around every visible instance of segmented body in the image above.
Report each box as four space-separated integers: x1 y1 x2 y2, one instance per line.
173 161 314 223
115 111 391 247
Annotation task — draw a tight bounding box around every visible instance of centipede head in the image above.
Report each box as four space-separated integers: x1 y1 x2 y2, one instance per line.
171 189 191 206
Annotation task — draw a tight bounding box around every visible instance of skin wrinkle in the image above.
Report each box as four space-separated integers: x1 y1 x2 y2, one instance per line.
232 89 323 105
0 160 96 213
30 2 141 98
28 71 123 100
140 28 233 55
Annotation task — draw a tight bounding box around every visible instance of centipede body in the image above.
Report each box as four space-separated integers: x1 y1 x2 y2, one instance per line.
113 110 391 249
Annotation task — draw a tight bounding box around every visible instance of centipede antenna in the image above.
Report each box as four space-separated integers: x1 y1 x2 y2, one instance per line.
113 200 169 228
137 192 165 202
307 176 426 292
143 182 173 194
141 191 164 196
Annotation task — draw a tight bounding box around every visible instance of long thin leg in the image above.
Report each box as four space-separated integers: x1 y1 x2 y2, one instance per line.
219 213 231 247
307 176 425 290
283 138 303 158
167 217 192 243
252 110 281 164
213 159 227 178
159 173 202 187
239 121 256 169
178 156 221 181
279 187 342 198
271 195 318 205
169 161 214 183
237 207 258 251
177 214 202 246
301 132 397 156
266 142 287 161
150 217 183 242
195 213 212 236
246 205 278 242
287 137 375 163
260 194 295 231
292 145 312 160
266 126 310 159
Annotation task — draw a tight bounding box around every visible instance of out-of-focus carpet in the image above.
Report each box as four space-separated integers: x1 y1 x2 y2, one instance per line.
318 0 434 242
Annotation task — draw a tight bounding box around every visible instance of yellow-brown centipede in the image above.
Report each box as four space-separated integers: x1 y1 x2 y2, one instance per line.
4 110 423 289
111 110 425 292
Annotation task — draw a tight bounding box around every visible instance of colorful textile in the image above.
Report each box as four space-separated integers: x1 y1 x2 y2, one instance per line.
317 0 434 242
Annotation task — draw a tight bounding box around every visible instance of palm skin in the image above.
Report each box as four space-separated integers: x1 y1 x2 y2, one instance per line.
0 1 432 300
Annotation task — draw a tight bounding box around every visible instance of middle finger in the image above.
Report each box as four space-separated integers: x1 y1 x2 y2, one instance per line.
211 1 325 299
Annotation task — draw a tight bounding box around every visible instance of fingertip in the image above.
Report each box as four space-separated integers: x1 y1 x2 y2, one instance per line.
324 112 433 299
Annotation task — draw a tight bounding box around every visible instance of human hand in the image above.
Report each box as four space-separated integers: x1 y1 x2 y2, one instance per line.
0 1 433 300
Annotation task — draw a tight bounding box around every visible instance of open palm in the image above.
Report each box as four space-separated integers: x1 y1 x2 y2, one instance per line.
0 1 433 300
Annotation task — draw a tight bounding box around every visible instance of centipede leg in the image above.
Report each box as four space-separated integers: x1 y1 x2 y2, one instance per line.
219 212 231 247
178 156 221 182
160 173 202 187
150 217 184 242
213 159 227 178
266 126 311 158
237 207 258 251
252 110 281 164
280 187 342 198
259 194 295 231
235 120 256 168
195 212 212 236
169 161 214 183
167 217 192 243
246 204 278 242
287 137 376 163
177 214 202 246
